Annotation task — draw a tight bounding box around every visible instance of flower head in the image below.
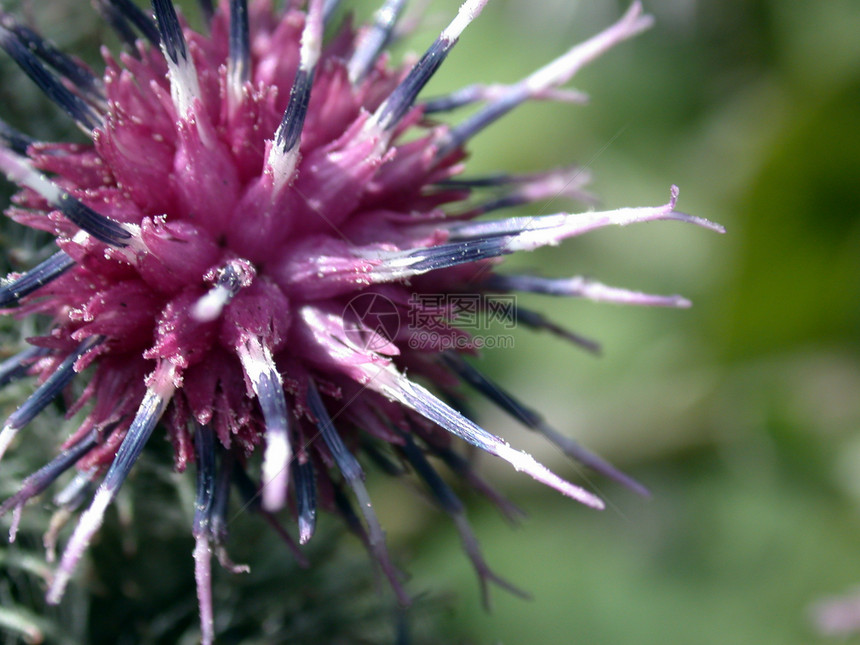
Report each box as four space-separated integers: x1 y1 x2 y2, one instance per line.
0 1 722 641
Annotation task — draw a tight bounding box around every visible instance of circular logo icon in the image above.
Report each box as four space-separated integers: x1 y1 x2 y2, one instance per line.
342 293 401 351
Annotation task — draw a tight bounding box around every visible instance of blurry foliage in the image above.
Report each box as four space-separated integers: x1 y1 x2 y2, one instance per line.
412 1 860 644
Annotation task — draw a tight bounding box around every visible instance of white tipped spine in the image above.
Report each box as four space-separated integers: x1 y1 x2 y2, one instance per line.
442 0 491 43
0 424 18 464
299 306 604 511
524 2 653 96
237 338 292 512
193 532 215 645
266 0 324 194
166 53 202 118
47 364 176 604
0 147 63 203
376 370 605 509
46 485 112 604
365 0 490 139
261 429 291 511
191 285 232 322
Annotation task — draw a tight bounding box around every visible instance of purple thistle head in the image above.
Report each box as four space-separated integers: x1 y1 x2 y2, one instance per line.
0 1 723 641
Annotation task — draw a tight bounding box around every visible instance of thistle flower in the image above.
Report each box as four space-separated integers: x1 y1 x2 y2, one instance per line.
0 1 722 642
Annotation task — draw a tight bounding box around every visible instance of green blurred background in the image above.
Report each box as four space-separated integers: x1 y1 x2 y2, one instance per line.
404 1 860 643
2 1 860 643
